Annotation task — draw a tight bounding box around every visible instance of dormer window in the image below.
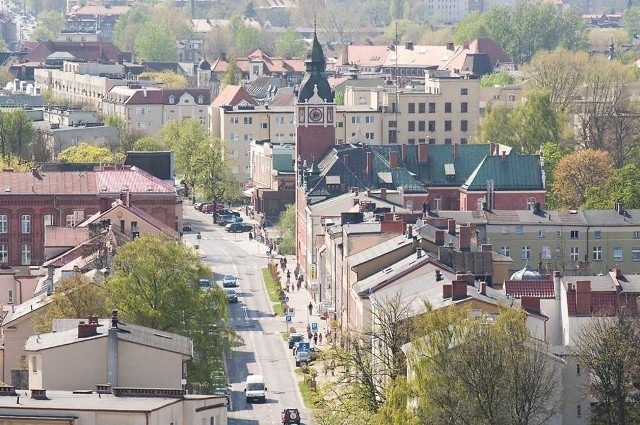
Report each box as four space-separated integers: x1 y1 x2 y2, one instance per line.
197 95 204 104
169 95 176 105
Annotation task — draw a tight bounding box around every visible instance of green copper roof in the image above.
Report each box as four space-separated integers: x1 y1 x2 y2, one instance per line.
463 154 543 191
273 154 294 172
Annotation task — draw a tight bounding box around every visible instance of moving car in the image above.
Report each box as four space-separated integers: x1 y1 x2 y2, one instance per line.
281 408 301 425
198 278 211 291
222 275 237 287
225 222 253 233
226 288 239 303
244 374 267 403
218 216 244 226
288 333 304 349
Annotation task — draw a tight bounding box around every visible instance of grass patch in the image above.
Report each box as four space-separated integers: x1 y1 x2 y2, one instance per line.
298 379 322 408
262 267 284 316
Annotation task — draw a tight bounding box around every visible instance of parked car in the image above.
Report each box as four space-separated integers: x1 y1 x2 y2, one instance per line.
226 223 252 233
201 203 214 213
288 333 304 349
295 349 309 367
226 288 239 303
219 216 244 226
218 209 240 217
182 223 192 232
222 274 237 287
216 214 234 225
281 408 301 425
198 278 211 291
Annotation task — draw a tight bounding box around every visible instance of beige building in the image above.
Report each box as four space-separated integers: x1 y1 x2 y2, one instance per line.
34 61 138 109
0 387 227 425
102 86 210 134
25 315 192 391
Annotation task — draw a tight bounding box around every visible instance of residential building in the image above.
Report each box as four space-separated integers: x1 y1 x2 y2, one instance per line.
25 313 191 390
211 49 305 85
18 41 130 64
36 123 120 159
63 4 131 41
0 387 227 425
102 86 210 133
249 140 295 218
0 166 179 268
34 61 140 109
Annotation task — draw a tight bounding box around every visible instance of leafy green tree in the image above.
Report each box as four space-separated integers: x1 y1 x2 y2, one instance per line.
104 234 234 393
275 28 307 57
453 11 488 44
235 23 262 55
623 6 640 38
134 21 178 61
30 10 64 42
160 118 209 176
0 39 9 51
509 90 564 154
583 164 640 209
113 3 151 53
551 149 616 208
276 204 295 255
105 114 146 154
473 103 514 145
408 306 560 425
479 71 515 87
558 7 588 51
139 71 188 88
540 142 571 209
221 57 242 88
58 143 122 163
32 275 109 333
574 309 640 425
0 109 35 161
133 136 168 151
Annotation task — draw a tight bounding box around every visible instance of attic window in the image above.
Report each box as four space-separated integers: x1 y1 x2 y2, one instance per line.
4 187 9 192
100 185 107 192
146 185 153 191
169 95 175 104
326 175 340 184
197 95 204 104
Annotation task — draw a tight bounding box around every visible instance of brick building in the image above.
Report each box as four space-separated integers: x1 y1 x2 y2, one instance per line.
0 166 178 267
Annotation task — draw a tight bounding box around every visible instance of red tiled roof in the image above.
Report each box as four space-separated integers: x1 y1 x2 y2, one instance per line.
211 85 258 107
269 92 295 107
439 38 511 72
566 288 620 316
95 167 175 194
21 41 129 63
505 280 555 299
0 170 96 195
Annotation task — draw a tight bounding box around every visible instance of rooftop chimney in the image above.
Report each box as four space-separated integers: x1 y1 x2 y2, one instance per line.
365 151 373 178
343 154 349 167
435 229 445 246
452 280 468 300
481 243 492 252
108 310 119 387
405 41 414 50
453 143 459 160
78 315 100 338
30 389 47 400
458 225 471 252
401 144 407 161
389 151 398 168
380 187 387 200
447 218 456 235
442 283 452 298
575 280 592 315
446 42 454 51
416 247 423 258
479 282 487 296
418 144 428 164
615 201 624 214
435 269 443 281
501 150 507 161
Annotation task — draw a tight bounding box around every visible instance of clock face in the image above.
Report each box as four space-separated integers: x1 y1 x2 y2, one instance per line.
309 107 324 122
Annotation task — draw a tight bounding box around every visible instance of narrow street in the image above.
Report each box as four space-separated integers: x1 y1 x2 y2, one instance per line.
182 206 312 425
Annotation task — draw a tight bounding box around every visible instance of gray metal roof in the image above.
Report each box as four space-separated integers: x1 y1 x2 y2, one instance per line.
1 294 51 326
347 234 413 268
25 319 192 357
482 209 586 226
582 209 640 226
352 253 437 295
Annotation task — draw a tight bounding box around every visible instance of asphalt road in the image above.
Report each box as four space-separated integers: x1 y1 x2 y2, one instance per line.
183 207 311 425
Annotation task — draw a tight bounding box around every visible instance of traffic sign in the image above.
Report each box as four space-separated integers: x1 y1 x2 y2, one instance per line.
311 322 318 331
286 307 295 316
286 315 292 322
298 342 310 352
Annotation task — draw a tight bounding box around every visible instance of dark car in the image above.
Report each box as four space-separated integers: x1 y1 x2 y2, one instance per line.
281 408 301 425
288 333 304 349
226 288 239 303
226 223 252 233
182 223 192 232
219 216 243 226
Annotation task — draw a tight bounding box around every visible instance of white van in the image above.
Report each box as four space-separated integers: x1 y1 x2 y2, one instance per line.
244 374 267 403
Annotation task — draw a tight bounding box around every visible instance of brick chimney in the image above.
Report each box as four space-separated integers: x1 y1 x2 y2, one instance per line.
389 151 398 168
481 244 492 252
575 281 592 315
435 229 445 246
501 150 507 161
613 268 622 278
442 283 452 299
343 154 349 168
447 218 456 235
406 224 413 238
365 151 373 178
78 315 100 338
489 142 495 156
521 296 541 313
380 187 387 200
452 280 468 300
479 281 487 296
418 144 428 164
446 42 454 51
458 225 471 252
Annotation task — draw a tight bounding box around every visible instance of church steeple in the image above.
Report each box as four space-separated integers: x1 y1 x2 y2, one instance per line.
298 29 333 103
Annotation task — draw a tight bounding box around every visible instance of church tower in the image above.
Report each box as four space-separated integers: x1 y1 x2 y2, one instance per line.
295 31 336 164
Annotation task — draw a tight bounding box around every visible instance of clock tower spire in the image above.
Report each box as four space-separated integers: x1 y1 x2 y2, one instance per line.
295 29 336 164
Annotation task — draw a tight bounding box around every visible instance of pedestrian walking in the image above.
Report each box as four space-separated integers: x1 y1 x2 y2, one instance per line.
286 270 291 279
318 332 323 345
308 331 313 340
313 332 318 345
308 302 313 316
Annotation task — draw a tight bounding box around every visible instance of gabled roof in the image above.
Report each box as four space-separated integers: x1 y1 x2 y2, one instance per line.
505 280 555 299
26 318 192 358
269 91 295 107
347 234 414 268
462 153 544 191
95 167 176 195
0 170 96 195
439 38 511 73
337 45 391 67
21 41 128 63
211 85 258 107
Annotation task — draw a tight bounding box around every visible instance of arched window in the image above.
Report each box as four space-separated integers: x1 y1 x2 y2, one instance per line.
169 95 176 105
197 95 204 104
